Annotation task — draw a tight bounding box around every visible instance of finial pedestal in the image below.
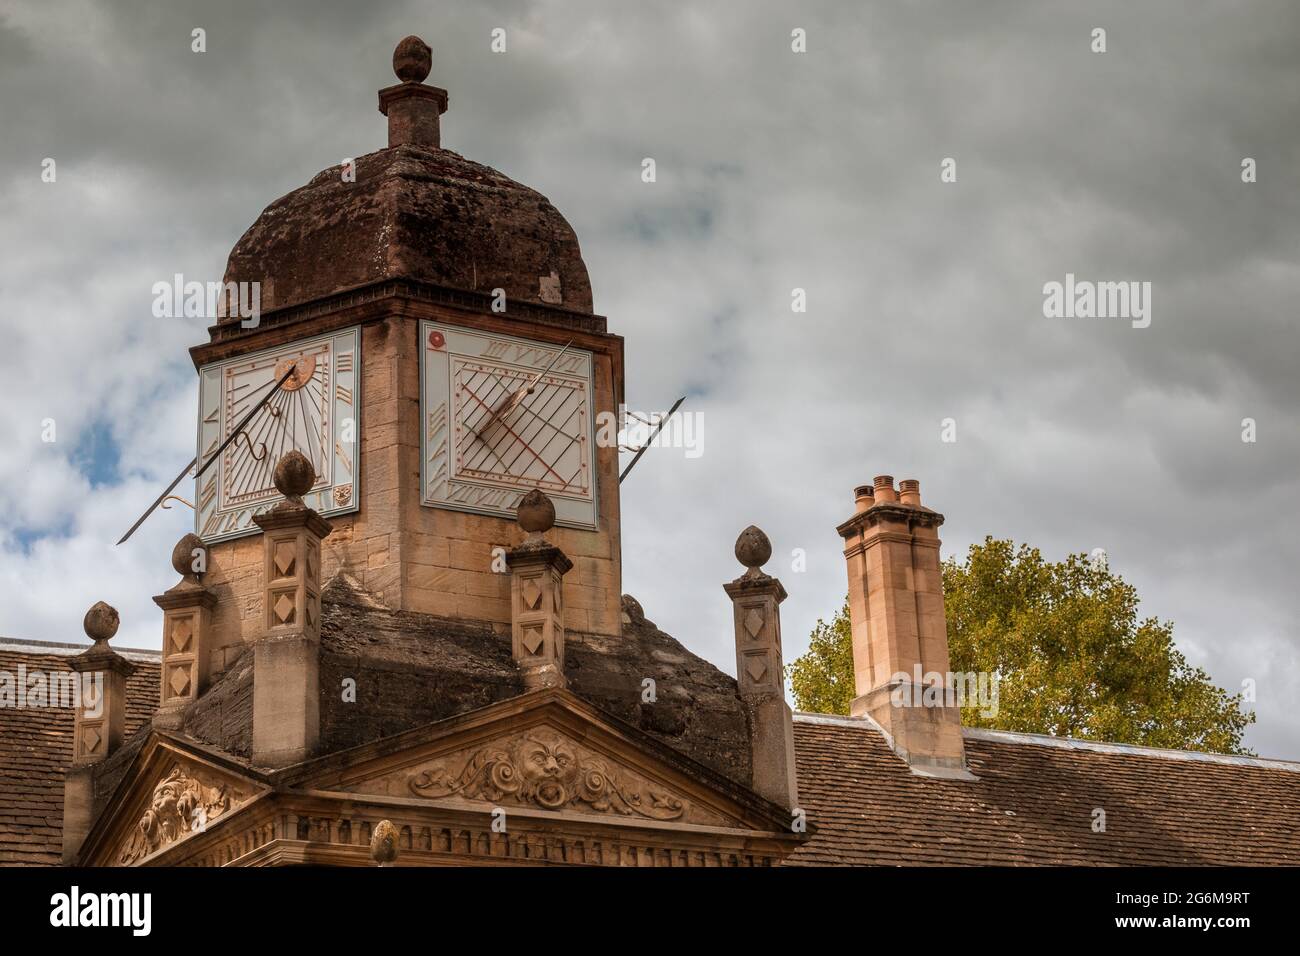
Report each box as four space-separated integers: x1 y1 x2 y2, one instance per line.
507 490 572 691
724 526 799 809
249 452 333 768
378 35 448 148
152 534 216 730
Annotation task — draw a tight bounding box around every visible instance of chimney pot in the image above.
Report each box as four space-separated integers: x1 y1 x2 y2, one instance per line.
873 475 897 503
853 484 875 513
899 479 921 506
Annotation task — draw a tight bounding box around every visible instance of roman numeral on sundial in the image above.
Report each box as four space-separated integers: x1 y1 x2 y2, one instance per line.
199 475 217 511
428 402 447 440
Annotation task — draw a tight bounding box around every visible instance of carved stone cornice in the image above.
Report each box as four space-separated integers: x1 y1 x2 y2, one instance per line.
836 503 945 540
200 278 609 351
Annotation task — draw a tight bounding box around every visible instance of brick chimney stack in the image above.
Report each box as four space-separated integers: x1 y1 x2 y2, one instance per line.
378 35 448 148
837 476 971 778
250 451 332 768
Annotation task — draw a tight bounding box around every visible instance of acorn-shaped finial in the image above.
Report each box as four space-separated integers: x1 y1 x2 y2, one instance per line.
393 35 431 83
734 525 772 573
171 533 207 578
370 819 399 866
83 601 119 646
273 451 316 504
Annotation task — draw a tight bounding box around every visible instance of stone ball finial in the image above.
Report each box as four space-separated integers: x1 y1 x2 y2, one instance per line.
83 601 119 645
273 450 316 502
171 533 207 577
516 488 556 535
393 35 432 83
370 819 399 866
734 525 772 571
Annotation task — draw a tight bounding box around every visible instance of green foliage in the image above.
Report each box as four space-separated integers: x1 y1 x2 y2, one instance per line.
785 537 1255 755
786 601 855 717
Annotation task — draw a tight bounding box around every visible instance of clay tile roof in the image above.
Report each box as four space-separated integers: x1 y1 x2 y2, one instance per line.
6 620 1298 867
222 144 594 316
0 641 158 866
787 714 1300 866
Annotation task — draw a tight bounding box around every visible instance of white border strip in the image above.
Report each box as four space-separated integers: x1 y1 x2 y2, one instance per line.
0 638 161 663
794 711 1300 773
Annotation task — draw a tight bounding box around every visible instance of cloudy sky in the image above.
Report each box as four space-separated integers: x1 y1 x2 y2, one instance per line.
2 0 1297 757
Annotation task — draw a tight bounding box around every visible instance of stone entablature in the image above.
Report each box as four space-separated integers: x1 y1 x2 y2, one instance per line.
76 691 804 867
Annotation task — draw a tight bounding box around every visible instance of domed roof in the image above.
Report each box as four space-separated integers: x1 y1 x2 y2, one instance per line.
221 38 593 316
223 145 594 315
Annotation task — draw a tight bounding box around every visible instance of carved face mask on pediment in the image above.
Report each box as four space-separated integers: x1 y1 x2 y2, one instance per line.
404 729 723 826
116 761 254 865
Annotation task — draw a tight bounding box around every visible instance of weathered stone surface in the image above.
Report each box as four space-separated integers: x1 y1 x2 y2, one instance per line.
83 602 119 644
222 145 594 316
145 575 751 785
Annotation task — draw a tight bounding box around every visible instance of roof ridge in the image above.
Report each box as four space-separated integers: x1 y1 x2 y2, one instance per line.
0 637 161 660
793 711 1300 773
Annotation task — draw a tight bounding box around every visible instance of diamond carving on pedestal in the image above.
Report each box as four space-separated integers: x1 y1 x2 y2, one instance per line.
274 541 296 577
521 578 543 611
745 656 768 682
83 726 102 754
171 617 193 653
521 626 544 655
274 593 296 625
744 608 764 639
169 665 191 698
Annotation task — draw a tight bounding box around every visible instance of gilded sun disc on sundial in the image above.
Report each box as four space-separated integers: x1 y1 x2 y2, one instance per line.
274 354 317 391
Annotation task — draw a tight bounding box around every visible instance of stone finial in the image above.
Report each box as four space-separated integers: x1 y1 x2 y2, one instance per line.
155 534 218 729
507 488 572 691
273 450 315 505
70 602 134 774
734 525 772 576
393 36 432 83
83 601 119 647
723 525 797 809
370 819 399 866
171 532 207 579
251 453 332 768
516 488 556 544
378 35 448 148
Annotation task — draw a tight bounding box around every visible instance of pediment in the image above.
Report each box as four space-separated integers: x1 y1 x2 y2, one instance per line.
80 736 267 866
288 689 791 834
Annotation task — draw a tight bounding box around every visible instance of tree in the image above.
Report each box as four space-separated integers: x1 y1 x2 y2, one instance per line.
786 601 855 717
785 537 1255 755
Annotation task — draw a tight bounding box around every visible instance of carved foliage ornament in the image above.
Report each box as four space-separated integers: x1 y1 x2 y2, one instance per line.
409 731 688 821
117 763 250 865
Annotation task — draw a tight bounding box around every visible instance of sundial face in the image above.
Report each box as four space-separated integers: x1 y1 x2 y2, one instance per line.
421 321 597 529
195 328 360 541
